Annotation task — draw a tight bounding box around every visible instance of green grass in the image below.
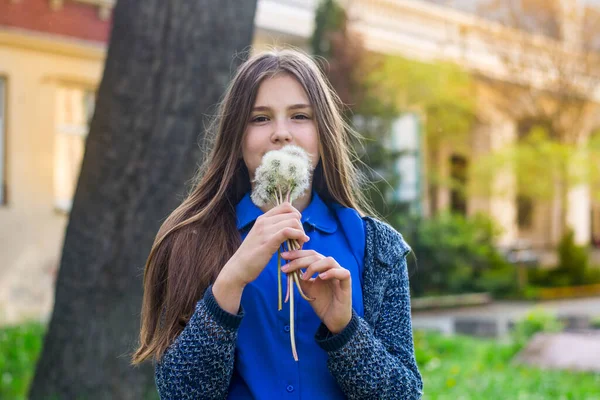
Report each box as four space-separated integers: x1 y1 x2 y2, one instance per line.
415 330 600 400
1 322 599 399
0 322 45 400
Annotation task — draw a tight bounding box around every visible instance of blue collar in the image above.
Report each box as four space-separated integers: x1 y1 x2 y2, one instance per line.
236 190 337 234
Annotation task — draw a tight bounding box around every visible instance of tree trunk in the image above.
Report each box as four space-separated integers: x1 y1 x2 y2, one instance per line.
29 1 257 398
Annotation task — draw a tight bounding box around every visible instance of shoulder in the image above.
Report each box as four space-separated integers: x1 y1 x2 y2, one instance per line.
362 216 411 267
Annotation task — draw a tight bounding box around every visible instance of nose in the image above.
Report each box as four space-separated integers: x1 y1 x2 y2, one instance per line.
271 119 292 144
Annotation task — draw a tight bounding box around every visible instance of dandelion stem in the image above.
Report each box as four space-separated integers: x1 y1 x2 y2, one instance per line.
274 191 283 310
293 272 314 301
284 259 291 303
277 246 282 311
289 274 298 361
287 238 314 301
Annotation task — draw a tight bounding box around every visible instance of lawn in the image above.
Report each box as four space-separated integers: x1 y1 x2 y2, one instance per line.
0 322 45 400
415 330 600 400
1 322 599 399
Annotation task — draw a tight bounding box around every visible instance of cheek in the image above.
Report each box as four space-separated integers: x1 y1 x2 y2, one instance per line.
300 126 320 167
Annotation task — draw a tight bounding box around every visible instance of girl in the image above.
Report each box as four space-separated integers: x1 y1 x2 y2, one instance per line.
132 48 423 399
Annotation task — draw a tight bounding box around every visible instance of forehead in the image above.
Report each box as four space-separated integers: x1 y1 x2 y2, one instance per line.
254 73 310 106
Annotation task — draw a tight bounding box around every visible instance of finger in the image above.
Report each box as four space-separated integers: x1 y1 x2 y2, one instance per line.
271 227 309 248
262 202 301 219
289 236 311 251
262 212 302 226
280 249 319 260
302 257 340 280
281 255 322 274
318 268 351 291
268 218 304 235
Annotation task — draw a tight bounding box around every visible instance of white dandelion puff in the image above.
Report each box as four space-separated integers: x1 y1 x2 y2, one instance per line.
251 146 313 206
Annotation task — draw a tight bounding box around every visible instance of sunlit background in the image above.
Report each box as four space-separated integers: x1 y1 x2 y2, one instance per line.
1 0 599 399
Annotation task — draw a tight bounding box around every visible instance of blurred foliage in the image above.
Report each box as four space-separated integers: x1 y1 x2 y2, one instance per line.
591 131 600 203
555 229 590 285
311 0 344 59
311 0 395 120
471 126 600 203
528 229 600 287
0 322 45 400
414 329 600 400
371 55 476 151
395 212 517 297
509 308 564 350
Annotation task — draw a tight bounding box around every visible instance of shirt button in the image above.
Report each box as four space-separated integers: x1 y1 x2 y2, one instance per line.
286 385 294 392
284 325 290 332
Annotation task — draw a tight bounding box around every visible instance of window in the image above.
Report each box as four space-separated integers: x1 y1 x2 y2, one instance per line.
54 86 95 213
391 113 422 214
516 194 534 229
0 77 6 205
515 119 549 229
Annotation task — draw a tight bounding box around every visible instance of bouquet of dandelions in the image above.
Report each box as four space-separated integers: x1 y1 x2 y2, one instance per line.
251 145 315 361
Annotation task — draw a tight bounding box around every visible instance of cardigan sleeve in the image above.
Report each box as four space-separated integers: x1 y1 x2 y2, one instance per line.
314 230 423 399
154 285 243 400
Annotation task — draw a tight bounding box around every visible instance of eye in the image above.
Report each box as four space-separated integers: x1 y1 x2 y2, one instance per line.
292 114 310 120
251 115 269 123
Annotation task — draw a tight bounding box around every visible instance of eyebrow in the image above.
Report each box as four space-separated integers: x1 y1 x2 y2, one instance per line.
252 104 312 112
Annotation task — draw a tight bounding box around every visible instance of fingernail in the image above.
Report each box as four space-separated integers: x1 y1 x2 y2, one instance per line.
319 272 327 278
281 251 289 257
281 266 289 272
305 236 310 241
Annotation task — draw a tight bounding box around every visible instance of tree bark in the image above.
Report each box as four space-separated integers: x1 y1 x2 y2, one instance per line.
29 1 257 398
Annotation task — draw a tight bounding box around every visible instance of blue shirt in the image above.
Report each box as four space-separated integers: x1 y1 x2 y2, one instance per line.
228 190 365 399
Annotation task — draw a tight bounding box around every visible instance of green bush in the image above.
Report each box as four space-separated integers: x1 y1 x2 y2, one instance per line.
584 266 600 284
528 229 600 288
555 229 589 285
510 308 563 350
395 212 516 297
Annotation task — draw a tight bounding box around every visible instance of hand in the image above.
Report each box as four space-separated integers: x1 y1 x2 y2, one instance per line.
281 250 352 334
221 202 309 288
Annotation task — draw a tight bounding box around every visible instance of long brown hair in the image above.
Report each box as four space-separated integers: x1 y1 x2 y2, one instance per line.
131 48 376 364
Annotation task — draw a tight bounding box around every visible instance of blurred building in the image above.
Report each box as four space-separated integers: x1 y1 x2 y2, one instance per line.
1 0 599 324
0 0 109 324
254 0 600 252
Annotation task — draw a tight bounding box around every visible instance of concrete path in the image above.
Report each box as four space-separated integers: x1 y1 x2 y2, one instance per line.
412 296 600 338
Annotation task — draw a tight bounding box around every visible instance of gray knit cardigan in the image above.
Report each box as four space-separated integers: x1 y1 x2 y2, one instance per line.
154 216 423 399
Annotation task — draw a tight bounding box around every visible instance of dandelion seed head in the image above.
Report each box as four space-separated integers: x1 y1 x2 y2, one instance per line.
251 145 313 206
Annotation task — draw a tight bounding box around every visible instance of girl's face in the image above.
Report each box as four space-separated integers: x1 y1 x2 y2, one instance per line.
242 73 320 185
